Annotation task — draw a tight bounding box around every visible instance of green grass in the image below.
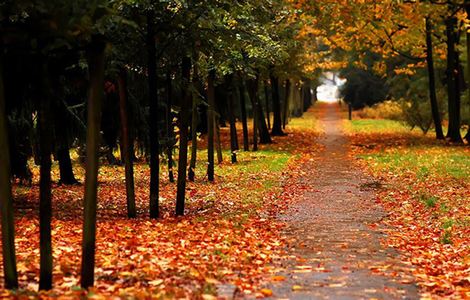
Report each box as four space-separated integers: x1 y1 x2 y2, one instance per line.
343 119 411 134
360 147 470 180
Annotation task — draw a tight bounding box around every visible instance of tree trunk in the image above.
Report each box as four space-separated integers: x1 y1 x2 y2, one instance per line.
282 79 291 129
38 62 53 291
80 37 105 289
118 70 136 218
270 74 285 136
425 18 445 140
166 71 175 182
176 57 192 216
226 75 238 163
0 52 18 290
148 11 160 218
466 5 470 144
215 115 223 163
445 17 463 143
247 78 260 150
264 80 271 130
54 100 78 185
207 70 216 181
188 85 198 181
239 79 249 151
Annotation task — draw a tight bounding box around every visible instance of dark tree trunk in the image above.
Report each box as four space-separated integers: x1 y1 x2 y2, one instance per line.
239 79 249 151
215 115 223 163
57 148 77 185
264 80 271 130
425 17 445 140
282 79 291 129
38 62 53 291
226 75 238 163
147 11 160 218
118 70 136 218
188 88 198 181
348 103 352 120
256 100 272 144
270 74 285 136
445 17 463 143
207 70 216 181
0 52 18 290
466 5 470 144
80 37 105 289
176 57 192 216
166 72 175 182
54 100 78 185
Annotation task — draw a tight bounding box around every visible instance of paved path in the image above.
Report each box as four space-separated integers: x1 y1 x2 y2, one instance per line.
269 104 419 299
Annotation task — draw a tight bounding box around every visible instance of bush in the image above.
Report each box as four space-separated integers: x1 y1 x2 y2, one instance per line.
356 100 403 120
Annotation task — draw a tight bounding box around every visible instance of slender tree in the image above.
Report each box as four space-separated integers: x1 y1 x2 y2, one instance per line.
271 73 285 136
176 57 192 216
264 80 271 129
166 71 175 182
282 79 291 130
0 55 18 290
226 75 238 163
117 69 136 218
239 79 250 151
207 69 216 181
147 10 160 218
425 17 444 140
80 36 106 289
445 17 463 143
38 62 53 290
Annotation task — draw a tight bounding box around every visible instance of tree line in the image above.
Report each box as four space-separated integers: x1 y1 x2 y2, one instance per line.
0 0 315 291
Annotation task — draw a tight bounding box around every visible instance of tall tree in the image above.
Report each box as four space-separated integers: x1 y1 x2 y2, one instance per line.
226 74 239 163
239 79 250 151
445 17 463 143
147 10 160 218
0 55 18 290
425 17 444 140
271 74 285 136
38 62 53 290
117 69 136 218
80 36 106 289
207 69 216 181
176 57 192 216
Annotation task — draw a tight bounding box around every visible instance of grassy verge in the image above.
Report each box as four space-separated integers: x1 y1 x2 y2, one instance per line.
344 118 470 298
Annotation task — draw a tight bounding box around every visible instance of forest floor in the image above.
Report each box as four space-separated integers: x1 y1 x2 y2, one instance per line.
2 103 469 299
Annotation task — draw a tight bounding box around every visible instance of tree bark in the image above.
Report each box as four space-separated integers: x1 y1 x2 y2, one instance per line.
147 11 160 218
188 85 198 181
264 80 271 130
118 70 136 218
239 79 249 151
270 74 285 136
226 75 238 163
282 79 291 129
215 115 223 163
80 37 105 289
425 17 445 140
54 101 78 185
207 70 216 181
176 57 192 216
166 71 175 182
0 51 18 290
445 17 463 143
466 5 470 144
38 62 53 291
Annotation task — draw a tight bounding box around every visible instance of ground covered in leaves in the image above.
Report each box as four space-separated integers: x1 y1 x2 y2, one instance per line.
344 118 470 299
1 113 320 298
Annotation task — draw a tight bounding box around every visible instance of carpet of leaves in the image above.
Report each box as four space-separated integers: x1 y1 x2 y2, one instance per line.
0 114 320 298
346 122 470 299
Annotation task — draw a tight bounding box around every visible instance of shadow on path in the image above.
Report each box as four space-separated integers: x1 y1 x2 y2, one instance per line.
269 103 419 299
